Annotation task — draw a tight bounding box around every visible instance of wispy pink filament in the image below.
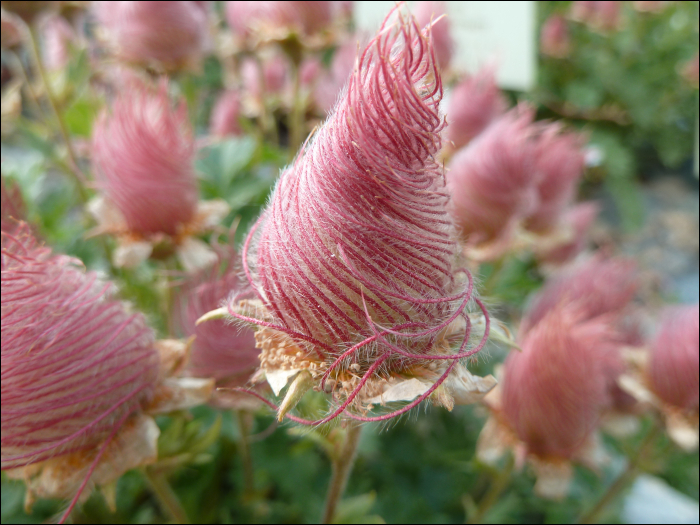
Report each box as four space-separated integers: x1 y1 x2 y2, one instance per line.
230 10 488 422
1 225 159 470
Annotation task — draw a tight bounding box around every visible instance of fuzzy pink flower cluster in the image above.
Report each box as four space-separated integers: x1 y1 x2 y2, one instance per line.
1 224 160 470
92 80 198 237
444 67 507 151
648 304 699 411
233 11 488 422
94 1 209 69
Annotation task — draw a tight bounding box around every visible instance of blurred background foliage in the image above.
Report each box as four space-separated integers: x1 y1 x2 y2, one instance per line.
1 1 698 524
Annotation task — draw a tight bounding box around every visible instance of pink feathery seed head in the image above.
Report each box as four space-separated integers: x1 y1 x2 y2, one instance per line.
413 1 453 70
226 1 332 40
445 67 507 151
300 57 321 87
241 54 289 100
210 90 243 138
173 255 259 391
537 201 600 265
446 105 540 245
1 224 160 470
41 15 74 72
527 125 586 233
521 254 638 335
91 79 198 237
94 1 209 69
648 304 699 411
502 307 614 459
241 10 479 379
540 14 571 59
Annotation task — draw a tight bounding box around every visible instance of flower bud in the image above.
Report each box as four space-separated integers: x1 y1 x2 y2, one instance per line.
446 106 539 245
91 80 198 237
414 1 453 70
648 305 699 411
502 307 614 458
526 126 586 233
241 54 288 101
1 225 160 470
540 14 570 59
444 67 507 151
521 255 637 334
94 1 209 70
210 90 243 138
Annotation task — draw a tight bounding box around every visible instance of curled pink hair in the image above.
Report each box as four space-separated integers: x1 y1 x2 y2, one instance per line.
91 80 198 237
232 10 487 423
521 254 637 335
446 106 540 245
444 67 507 151
1 224 159 470
94 1 209 69
502 307 614 458
648 304 699 411
210 90 243 138
413 1 453 70
527 125 586 233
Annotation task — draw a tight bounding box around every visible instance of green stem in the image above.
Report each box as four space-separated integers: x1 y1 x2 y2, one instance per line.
467 455 514 524
321 423 363 524
144 467 189 524
577 423 662 524
26 23 89 202
235 409 255 497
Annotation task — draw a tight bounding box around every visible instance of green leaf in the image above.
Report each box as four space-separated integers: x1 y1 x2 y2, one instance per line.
63 97 99 137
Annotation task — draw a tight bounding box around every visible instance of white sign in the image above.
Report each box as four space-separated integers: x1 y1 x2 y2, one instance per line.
354 1 537 91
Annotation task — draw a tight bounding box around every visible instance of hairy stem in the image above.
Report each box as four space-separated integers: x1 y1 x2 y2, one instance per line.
235 409 255 497
468 454 514 524
144 467 189 524
321 423 363 524
26 23 89 202
577 422 662 524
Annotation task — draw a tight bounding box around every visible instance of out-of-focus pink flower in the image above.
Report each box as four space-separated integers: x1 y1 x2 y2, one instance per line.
571 1 622 32
444 67 507 151
241 54 288 101
540 14 571 59
94 1 209 70
41 15 74 71
1 176 25 231
1 224 160 470
501 307 615 458
1 8 23 49
313 36 358 113
536 201 600 265
299 57 321 87
521 254 637 334
226 1 332 41
447 106 540 246
527 126 586 234
210 90 243 137
681 53 699 88
91 80 198 237
648 305 699 411
173 253 260 402
229 9 492 423
414 1 453 70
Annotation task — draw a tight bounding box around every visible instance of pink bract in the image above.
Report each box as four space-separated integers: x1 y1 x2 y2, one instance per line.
648 304 699 411
446 106 540 245
502 307 614 458
94 1 209 69
91 80 198 237
1 225 159 470
445 67 507 151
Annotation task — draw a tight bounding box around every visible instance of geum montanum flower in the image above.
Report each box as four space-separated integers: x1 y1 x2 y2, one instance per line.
619 304 699 451
1 224 214 522
200 8 501 425
93 1 210 72
90 79 229 271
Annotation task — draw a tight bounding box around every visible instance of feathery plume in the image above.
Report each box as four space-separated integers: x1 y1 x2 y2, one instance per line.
413 1 453 70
